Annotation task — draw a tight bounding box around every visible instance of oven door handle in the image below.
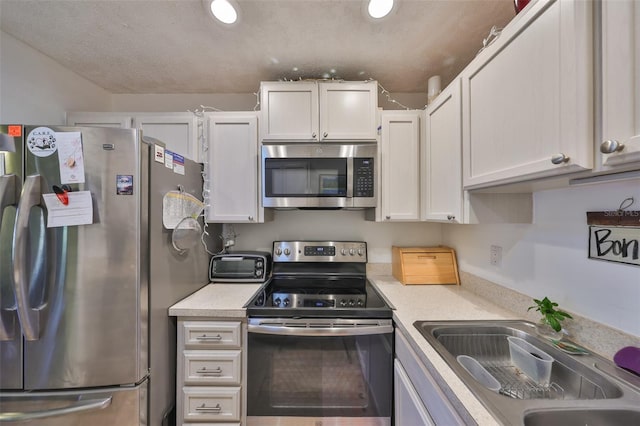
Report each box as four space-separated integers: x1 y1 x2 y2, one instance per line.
248 323 393 337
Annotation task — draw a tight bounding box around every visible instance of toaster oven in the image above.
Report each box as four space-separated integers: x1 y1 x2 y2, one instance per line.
209 251 272 283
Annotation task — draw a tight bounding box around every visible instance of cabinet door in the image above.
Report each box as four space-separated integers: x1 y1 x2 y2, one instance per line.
260 81 319 142
423 79 463 223
206 112 259 223
66 112 133 128
462 0 593 189
133 113 199 161
599 0 640 169
394 360 435 426
381 111 420 221
319 81 378 141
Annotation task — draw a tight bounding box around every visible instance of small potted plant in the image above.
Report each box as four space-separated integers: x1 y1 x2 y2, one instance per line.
528 297 573 339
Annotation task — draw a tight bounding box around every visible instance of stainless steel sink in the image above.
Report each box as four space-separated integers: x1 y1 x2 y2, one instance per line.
523 408 640 426
414 320 640 425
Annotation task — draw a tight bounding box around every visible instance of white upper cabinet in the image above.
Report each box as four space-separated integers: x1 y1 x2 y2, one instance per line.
380 110 421 221
318 81 378 141
205 112 267 223
260 80 378 143
66 112 133 129
133 113 199 162
422 79 463 223
598 0 640 170
462 0 593 189
260 81 319 142
67 111 200 162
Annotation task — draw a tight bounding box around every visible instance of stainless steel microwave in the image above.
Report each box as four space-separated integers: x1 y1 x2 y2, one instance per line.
261 144 377 209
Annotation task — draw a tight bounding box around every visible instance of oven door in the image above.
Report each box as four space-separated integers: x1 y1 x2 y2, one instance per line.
247 318 393 426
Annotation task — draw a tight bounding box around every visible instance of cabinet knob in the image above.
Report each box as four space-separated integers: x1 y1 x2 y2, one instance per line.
311 132 317 138
447 215 455 221
550 153 570 165
600 140 625 154
248 216 254 221
323 132 328 138
385 215 391 220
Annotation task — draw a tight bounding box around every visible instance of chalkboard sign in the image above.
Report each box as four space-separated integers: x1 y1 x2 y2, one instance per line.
587 209 640 266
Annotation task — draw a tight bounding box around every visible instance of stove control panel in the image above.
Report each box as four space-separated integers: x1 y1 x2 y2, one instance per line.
272 292 367 308
273 241 367 263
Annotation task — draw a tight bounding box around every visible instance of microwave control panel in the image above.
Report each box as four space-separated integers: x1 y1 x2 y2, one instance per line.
354 158 374 197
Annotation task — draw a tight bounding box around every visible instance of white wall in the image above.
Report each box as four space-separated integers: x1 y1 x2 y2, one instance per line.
229 209 443 263
443 178 640 337
0 31 111 123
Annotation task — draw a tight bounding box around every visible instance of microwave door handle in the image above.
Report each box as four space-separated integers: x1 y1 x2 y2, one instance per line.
12 175 43 340
346 158 353 198
0 174 17 340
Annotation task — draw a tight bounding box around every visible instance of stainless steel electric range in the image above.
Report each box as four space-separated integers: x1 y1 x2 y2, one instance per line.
246 241 393 426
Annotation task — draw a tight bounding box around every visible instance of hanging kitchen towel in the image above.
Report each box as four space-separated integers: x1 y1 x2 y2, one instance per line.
162 190 204 229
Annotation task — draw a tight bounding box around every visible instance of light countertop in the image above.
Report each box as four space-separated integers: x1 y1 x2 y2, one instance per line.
169 276 522 424
168 283 261 318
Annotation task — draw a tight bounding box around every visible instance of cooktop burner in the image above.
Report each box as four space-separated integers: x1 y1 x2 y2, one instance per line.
246 241 392 319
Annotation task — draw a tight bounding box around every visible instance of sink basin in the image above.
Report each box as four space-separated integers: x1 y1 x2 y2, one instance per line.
413 320 640 425
524 408 640 426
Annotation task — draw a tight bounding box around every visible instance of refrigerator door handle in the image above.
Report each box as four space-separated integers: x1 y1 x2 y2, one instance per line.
0 395 112 422
12 174 43 340
0 174 18 341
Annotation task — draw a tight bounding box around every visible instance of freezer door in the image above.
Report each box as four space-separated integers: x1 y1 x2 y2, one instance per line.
0 126 23 389
0 379 148 425
17 126 148 390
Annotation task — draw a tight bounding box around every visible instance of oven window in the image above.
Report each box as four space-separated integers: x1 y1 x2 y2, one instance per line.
264 158 347 197
247 331 392 418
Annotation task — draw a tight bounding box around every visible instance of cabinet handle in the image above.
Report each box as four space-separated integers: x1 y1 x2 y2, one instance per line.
418 255 437 260
385 215 391 220
195 403 222 413
196 334 222 341
323 132 328 138
600 140 625 154
248 216 254 221
447 215 455 221
550 153 570 165
311 132 317 138
197 366 223 376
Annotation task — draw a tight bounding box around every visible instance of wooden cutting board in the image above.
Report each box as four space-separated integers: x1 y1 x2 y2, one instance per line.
392 246 460 285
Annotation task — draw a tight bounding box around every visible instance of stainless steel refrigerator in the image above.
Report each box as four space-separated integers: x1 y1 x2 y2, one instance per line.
0 125 218 425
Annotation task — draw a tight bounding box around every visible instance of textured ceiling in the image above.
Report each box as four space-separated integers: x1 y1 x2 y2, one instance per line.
0 0 516 94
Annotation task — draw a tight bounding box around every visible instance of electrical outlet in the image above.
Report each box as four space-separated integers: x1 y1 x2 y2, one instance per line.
490 245 502 266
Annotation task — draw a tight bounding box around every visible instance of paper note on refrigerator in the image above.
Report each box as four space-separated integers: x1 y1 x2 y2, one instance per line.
56 131 86 184
43 191 93 227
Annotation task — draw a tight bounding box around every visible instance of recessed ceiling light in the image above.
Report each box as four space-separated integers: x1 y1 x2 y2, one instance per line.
209 0 237 24
367 0 394 19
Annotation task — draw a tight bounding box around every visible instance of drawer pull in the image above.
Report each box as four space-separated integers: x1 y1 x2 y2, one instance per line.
417 255 437 260
197 366 223 376
196 334 222 341
195 403 222 413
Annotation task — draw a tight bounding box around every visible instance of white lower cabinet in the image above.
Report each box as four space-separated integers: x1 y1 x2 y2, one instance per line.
394 359 435 426
394 329 468 426
177 319 245 426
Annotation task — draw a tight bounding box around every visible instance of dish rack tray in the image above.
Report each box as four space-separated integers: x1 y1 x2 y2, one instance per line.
439 333 608 400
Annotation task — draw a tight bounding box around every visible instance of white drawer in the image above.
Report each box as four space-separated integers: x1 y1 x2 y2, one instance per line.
183 350 241 385
183 387 241 422
182 321 241 349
